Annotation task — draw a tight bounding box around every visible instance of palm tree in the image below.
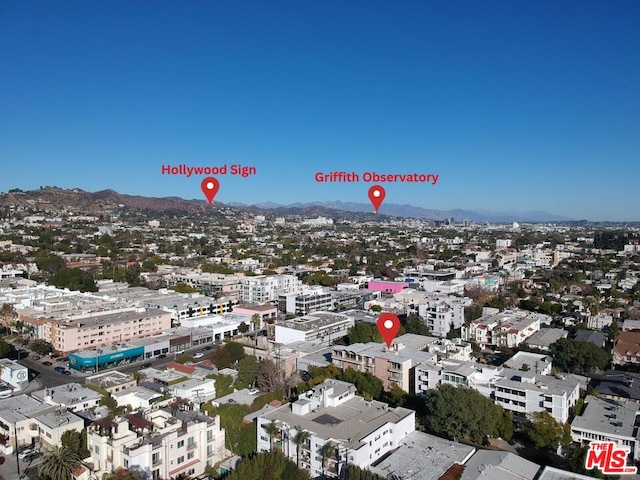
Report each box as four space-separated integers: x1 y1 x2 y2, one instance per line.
37 446 82 480
293 428 311 467
321 442 337 478
263 420 280 451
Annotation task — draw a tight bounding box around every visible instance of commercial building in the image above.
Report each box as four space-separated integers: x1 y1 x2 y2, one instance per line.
256 379 415 478
31 307 172 355
0 358 29 391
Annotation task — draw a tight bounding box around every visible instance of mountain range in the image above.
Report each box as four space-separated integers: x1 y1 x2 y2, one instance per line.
0 187 573 223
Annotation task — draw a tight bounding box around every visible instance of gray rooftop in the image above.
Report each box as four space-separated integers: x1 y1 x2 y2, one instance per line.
34 408 84 429
571 395 640 439
370 431 475 480
537 466 603 480
261 396 414 450
460 450 540 480
334 342 433 365
523 328 567 348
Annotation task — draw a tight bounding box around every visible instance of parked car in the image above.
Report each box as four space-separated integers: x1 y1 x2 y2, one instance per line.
157 354 167 359
142 363 152 368
193 352 205 359
62 370 72 375
54 366 66 373
18 448 34 460
202 346 212 351
42 361 53 366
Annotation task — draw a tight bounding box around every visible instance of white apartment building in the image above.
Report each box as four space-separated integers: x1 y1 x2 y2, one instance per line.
34 409 85 450
141 293 238 325
87 407 226 480
279 286 333 315
241 275 302 304
415 360 579 423
275 313 354 346
167 272 245 298
461 309 546 349
572 396 640 461
256 379 415 478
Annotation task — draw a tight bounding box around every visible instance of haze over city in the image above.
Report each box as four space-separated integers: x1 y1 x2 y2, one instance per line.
1 1 638 220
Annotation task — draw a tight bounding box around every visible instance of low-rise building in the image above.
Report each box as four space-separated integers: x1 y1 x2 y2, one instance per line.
613 331 640 367
0 358 29 391
571 395 640 461
31 383 102 412
275 313 354 346
85 371 137 395
33 408 85 450
461 309 545 349
256 379 415 478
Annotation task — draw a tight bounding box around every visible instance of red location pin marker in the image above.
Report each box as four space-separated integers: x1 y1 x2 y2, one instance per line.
377 313 401 348
201 177 220 204
368 185 386 213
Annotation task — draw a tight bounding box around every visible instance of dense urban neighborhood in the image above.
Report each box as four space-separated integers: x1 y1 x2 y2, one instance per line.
1 188 640 480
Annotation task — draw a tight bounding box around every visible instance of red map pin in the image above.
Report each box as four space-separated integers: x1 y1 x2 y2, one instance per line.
368 185 386 213
377 312 401 348
201 177 220 204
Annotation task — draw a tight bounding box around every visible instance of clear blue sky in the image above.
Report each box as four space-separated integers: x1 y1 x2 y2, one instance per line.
1 1 638 220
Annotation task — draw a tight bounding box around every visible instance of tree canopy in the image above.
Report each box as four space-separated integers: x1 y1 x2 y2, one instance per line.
424 384 513 444
550 338 611 374
224 448 310 480
523 411 572 450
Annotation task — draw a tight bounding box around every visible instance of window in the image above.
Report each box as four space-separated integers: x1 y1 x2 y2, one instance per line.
94 446 100 454
177 456 184 464
177 440 184 448
188 451 194 460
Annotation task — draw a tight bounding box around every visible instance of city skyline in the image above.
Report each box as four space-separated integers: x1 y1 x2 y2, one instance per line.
1 1 638 221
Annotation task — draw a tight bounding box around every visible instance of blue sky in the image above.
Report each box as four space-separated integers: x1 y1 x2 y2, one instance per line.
1 1 638 220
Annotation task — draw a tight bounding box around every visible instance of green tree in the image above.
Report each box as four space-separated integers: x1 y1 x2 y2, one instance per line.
321 442 337 478
0 338 12 358
402 313 431 336
523 411 572 450
29 339 54 355
49 267 97 292
224 450 310 480
225 341 246 364
264 420 280 451
238 321 250 336
293 428 311 468
237 356 260 389
424 384 513 444
36 446 82 480
550 338 611 374
61 428 90 459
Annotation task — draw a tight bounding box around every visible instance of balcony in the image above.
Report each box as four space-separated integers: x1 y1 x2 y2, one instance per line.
187 442 197 450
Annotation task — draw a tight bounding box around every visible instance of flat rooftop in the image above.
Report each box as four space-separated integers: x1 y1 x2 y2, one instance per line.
261 396 414 450
370 430 475 480
572 395 640 439
279 313 350 331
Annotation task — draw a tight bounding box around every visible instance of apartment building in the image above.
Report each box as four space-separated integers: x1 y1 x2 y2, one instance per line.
87 406 226 479
34 307 172 354
571 395 640 461
141 293 238 325
332 342 434 392
279 286 333 315
414 359 579 423
167 272 245 298
241 274 302 304
461 309 545 348
256 379 415 478
275 313 354 346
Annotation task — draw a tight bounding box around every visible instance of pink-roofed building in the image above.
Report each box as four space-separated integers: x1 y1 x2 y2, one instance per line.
233 304 278 329
367 280 410 294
